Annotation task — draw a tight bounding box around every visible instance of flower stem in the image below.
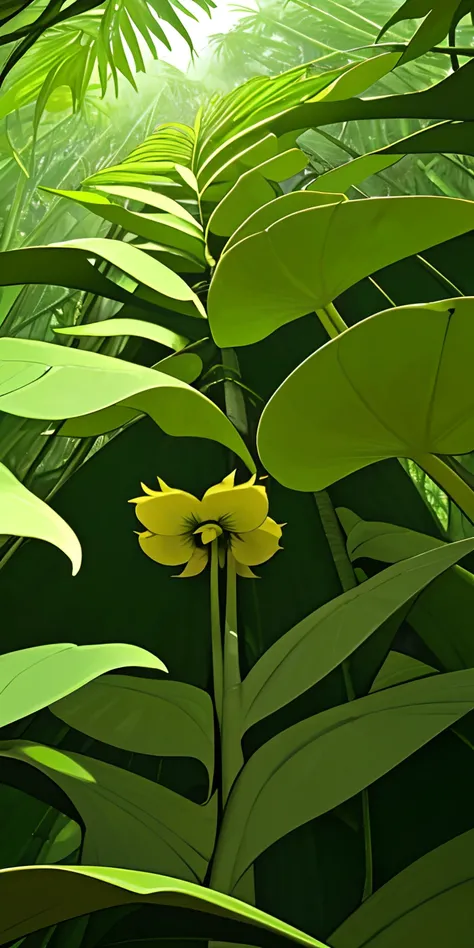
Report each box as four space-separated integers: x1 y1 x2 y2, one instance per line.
221 551 244 803
210 540 223 729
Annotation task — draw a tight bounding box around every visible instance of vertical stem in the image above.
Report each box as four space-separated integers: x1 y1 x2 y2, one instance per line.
221 348 248 438
221 551 244 803
210 540 223 729
313 489 373 901
448 26 460 71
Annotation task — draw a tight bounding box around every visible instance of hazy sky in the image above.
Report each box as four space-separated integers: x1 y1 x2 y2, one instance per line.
159 0 253 70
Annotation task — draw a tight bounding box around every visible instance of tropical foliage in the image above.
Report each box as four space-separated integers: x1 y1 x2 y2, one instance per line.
1 1 474 947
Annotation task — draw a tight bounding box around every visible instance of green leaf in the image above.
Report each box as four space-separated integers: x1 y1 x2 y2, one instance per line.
41 188 206 262
330 827 474 947
91 184 201 226
308 122 474 200
337 509 445 563
154 352 203 383
240 537 474 731
0 239 206 320
197 55 399 193
38 816 82 865
311 52 402 102
207 149 308 236
212 669 474 894
0 864 330 948
377 0 462 65
337 511 474 673
0 741 217 883
257 298 474 490
378 120 474 161
369 650 438 693
0 338 255 473
269 62 474 138
55 317 189 352
208 201 474 347
308 154 403 194
224 189 346 253
51 675 215 787
0 642 166 730
0 462 81 574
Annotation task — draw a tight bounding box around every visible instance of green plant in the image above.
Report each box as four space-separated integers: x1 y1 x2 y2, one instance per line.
2 30 474 948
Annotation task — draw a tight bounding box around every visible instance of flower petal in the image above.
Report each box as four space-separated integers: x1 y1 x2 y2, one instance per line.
201 474 268 533
133 488 202 535
235 560 260 578
174 548 208 578
138 530 194 566
231 517 282 566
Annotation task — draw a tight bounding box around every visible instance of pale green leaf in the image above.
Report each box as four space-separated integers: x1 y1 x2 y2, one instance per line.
0 462 81 574
91 184 201 227
0 643 166 730
208 149 308 236
55 317 189 352
0 864 330 947
42 191 206 266
308 154 402 194
0 339 255 473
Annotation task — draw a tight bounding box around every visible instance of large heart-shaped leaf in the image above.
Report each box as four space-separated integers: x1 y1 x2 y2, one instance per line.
212 669 474 894
240 537 474 731
0 643 166 729
0 462 81 574
224 189 346 253
257 298 474 489
208 202 474 346
0 864 329 947
330 827 474 947
0 338 254 471
0 741 216 882
51 675 215 788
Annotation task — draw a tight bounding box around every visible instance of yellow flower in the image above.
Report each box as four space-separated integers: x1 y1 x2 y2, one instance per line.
130 471 283 578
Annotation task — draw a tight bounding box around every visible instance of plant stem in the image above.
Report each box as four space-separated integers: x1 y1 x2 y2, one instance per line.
448 26 460 71
412 453 474 526
315 302 348 338
313 489 373 901
221 552 244 803
221 348 248 438
210 540 223 730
